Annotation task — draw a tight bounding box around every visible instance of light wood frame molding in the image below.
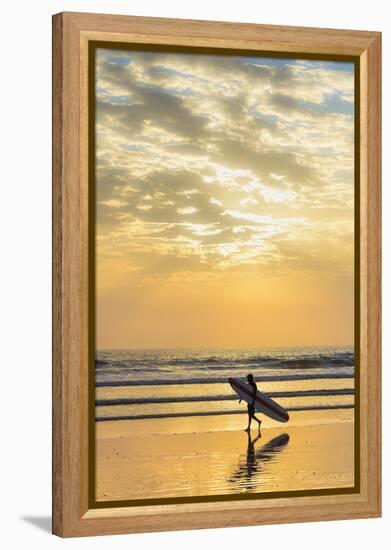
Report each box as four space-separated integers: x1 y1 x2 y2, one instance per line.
52 11 381 537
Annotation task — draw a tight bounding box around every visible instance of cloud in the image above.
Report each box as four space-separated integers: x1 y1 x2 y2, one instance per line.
95 49 354 281
177 207 198 215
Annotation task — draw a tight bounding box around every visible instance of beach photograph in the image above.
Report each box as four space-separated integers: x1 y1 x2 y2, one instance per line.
94 47 356 503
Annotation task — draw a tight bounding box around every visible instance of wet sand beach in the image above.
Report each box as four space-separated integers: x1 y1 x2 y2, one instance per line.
96 409 354 502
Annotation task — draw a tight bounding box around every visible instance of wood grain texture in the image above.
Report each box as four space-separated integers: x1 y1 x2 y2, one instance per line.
53 12 87 536
52 12 63 537
64 11 379 55
363 34 382 514
52 12 382 537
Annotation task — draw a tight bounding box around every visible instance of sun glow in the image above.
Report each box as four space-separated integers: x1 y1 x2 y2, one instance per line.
96 49 355 349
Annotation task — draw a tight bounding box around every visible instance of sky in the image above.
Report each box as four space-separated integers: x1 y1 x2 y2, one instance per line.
95 49 355 350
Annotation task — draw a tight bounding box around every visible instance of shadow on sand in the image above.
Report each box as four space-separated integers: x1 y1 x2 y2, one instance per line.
228 431 290 491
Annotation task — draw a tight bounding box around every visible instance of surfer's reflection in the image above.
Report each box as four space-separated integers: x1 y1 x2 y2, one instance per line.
229 433 290 491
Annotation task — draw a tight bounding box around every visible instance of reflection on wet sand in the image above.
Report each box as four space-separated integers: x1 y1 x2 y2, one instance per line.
229 432 290 492
96 411 354 501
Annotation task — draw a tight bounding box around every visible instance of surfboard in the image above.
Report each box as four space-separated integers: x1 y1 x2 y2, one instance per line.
229 377 289 423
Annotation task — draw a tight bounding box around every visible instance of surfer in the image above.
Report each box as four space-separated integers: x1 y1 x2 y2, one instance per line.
243 374 262 432
229 374 289 425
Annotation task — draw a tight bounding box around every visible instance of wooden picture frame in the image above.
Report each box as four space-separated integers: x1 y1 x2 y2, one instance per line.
52 11 381 537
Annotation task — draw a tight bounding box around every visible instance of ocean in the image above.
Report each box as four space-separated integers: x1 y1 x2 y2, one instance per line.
95 346 355 423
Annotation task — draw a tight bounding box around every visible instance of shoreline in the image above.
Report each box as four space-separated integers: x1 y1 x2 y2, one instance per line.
96 410 354 502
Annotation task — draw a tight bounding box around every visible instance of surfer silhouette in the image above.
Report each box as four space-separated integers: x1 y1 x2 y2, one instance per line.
240 373 262 432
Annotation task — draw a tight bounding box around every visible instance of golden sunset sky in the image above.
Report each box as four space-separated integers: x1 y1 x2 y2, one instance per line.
95 49 355 349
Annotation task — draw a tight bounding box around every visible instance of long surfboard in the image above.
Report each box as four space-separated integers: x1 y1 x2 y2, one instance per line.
229 377 289 423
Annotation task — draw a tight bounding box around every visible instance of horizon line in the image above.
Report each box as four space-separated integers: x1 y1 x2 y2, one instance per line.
96 343 354 352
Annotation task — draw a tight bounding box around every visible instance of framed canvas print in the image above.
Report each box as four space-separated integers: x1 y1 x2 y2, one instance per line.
52 12 381 537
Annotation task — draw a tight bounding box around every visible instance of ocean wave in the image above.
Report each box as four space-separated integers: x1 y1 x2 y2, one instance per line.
95 403 354 422
95 350 355 381
95 372 354 387
96 359 110 367
95 388 354 407
95 355 354 370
